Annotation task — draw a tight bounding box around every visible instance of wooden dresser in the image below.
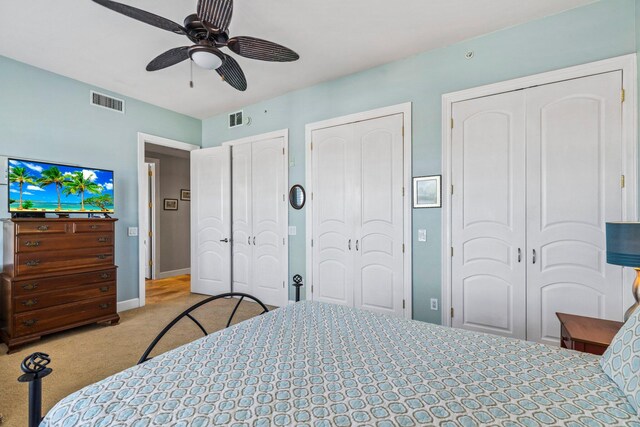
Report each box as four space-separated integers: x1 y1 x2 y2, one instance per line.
1 218 119 352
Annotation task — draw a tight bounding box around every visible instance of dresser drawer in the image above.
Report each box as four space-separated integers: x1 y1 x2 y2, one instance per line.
73 222 114 233
16 222 67 235
13 269 116 296
16 247 114 276
16 234 113 253
14 296 116 336
14 281 116 313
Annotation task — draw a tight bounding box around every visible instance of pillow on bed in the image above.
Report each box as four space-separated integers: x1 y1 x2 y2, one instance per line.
600 307 640 413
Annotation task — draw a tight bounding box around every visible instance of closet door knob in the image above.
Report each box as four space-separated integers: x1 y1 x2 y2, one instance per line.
253 237 256 246
518 248 522 263
220 238 229 243
532 249 537 264
248 237 251 245
356 240 359 252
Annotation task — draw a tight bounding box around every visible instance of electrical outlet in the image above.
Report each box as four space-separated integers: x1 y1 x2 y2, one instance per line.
418 229 427 242
128 227 139 237
430 298 438 311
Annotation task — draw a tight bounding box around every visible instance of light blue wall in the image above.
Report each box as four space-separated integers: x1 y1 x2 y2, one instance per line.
202 0 638 324
0 55 202 302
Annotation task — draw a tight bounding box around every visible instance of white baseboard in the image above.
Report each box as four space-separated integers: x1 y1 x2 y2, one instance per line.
117 298 140 313
158 268 191 279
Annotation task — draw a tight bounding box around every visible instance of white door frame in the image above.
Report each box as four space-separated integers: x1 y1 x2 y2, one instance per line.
137 132 200 307
305 103 413 320
222 129 290 307
441 54 638 327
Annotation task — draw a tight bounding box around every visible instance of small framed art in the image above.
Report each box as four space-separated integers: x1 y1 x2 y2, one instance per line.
164 199 178 210
180 189 191 201
413 175 442 208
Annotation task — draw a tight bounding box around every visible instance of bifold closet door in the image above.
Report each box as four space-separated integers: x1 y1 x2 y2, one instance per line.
232 142 252 295
311 114 405 316
251 138 287 307
311 123 357 307
191 146 231 295
451 91 528 339
526 71 624 345
353 114 404 316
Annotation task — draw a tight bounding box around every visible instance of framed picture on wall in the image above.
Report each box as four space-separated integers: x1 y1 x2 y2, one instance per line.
413 175 442 208
180 189 191 201
164 199 178 210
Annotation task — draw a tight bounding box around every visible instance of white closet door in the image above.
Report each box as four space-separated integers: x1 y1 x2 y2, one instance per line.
311 124 357 307
191 146 232 295
231 142 253 295
353 114 405 316
526 72 624 345
451 91 527 339
251 137 287 307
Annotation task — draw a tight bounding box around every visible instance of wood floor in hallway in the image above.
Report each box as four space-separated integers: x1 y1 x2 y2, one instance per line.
145 274 191 304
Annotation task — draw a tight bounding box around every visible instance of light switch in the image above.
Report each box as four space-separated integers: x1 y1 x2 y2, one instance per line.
128 227 139 237
288 226 297 236
418 229 427 242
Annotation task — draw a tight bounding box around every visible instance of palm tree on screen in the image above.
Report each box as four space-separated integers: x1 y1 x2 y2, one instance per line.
37 167 67 211
63 171 101 211
85 194 113 212
9 166 35 210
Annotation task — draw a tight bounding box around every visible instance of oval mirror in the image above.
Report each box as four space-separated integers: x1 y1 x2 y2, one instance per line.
289 185 306 210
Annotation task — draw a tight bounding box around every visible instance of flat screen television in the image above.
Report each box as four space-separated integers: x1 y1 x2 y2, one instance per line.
8 158 114 214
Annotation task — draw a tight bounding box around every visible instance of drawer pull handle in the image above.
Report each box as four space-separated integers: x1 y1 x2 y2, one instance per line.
25 241 41 247
22 319 38 327
99 303 110 309
21 283 39 291
100 286 110 293
90 225 99 230
36 225 49 231
25 260 41 267
21 299 38 307
99 273 111 279
96 254 108 260
97 237 109 243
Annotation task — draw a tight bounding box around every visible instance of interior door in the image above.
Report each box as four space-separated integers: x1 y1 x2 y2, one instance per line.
311 123 357 307
144 163 152 279
231 142 253 295
251 137 287 306
451 91 527 339
191 146 232 295
353 114 405 316
526 71 624 345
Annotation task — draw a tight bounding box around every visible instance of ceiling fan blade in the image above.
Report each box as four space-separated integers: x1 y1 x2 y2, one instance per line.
197 0 233 33
227 36 299 62
92 0 186 35
146 47 190 71
216 54 247 91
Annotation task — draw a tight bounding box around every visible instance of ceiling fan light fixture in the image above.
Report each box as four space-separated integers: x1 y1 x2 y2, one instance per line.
189 46 224 70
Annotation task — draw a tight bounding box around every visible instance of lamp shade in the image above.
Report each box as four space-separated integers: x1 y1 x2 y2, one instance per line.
606 222 640 267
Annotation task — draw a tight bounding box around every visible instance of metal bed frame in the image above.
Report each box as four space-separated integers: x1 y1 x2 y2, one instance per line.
19 292 270 427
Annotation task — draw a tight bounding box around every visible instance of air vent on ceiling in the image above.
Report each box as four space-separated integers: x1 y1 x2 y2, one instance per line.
90 90 125 114
229 110 243 128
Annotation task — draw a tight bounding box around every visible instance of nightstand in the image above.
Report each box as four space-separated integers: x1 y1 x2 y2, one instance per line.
556 312 624 355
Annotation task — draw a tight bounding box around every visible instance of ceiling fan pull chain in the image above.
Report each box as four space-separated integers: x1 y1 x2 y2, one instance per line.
190 60 194 89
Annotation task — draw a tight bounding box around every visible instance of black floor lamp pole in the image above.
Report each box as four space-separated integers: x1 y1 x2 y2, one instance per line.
292 275 304 302
18 353 52 427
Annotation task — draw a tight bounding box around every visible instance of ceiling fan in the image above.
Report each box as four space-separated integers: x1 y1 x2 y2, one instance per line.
91 0 300 91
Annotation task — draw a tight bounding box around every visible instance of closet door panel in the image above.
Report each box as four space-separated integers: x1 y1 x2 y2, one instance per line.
353 114 404 316
526 71 624 345
311 125 356 307
231 143 252 294
251 137 287 306
451 91 527 339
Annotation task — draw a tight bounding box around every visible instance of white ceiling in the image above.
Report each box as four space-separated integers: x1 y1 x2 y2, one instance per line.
0 0 594 119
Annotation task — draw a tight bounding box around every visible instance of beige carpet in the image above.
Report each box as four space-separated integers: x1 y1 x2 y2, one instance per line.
0 293 270 426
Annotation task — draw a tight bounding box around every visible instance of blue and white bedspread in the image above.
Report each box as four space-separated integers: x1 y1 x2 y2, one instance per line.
43 301 639 426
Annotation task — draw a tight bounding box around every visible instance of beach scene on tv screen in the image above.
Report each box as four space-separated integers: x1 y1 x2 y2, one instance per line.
8 159 114 213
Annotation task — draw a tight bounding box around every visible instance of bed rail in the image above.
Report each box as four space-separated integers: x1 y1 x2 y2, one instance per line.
137 292 269 364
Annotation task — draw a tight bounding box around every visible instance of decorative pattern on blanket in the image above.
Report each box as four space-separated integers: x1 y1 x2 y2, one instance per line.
42 301 639 426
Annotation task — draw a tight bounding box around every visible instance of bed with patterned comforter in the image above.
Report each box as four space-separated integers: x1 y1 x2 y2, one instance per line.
42 301 639 426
